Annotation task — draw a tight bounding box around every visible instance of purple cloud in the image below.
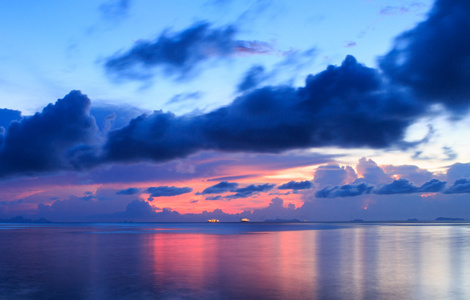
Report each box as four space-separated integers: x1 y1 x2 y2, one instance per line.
145 186 193 197
278 180 313 190
445 178 470 194
116 187 140 195
315 183 373 198
225 183 275 199
198 181 238 195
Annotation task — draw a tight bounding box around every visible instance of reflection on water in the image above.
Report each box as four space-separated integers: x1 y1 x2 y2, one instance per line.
1 223 470 299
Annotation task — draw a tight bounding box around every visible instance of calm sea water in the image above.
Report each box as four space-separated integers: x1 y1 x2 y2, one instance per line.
1 222 470 300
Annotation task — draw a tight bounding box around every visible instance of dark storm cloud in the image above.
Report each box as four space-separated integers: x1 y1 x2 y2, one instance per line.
278 180 313 190
116 187 140 195
0 51 447 179
315 183 373 198
0 108 22 130
3 0 470 182
198 181 238 195
145 186 193 197
105 22 274 81
105 22 235 80
237 65 267 92
104 55 425 164
379 0 470 112
444 178 470 194
0 91 98 178
226 183 275 199
103 110 205 163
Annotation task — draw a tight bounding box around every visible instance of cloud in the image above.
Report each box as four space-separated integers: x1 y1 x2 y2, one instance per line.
374 178 420 195
250 197 299 221
356 157 391 184
344 41 357 48
412 145 458 162
0 108 22 130
100 0 131 21
145 186 193 198
166 92 202 105
235 40 277 56
419 179 447 193
315 177 446 198
91 104 147 132
374 178 447 195
116 187 140 195
237 65 267 92
380 6 410 15
444 178 470 194
207 174 259 182
0 91 98 178
278 180 313 190
379 0 470 112
104 22 276 81
314 164 351 187
35 188 137 221
205 195 223 201
446 163 470 183
104 55 425 165
315 183 373 198
116 199 158 219
0 50 434 179
226 183 275 199
382 164 433 185
198 181 238 195
379 3 427 15
104 22 235 80
442 146 458 161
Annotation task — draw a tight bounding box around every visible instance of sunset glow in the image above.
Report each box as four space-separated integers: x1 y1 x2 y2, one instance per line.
1 0 470 222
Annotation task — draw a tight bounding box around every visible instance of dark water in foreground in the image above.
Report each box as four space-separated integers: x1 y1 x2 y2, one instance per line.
1 222 470 299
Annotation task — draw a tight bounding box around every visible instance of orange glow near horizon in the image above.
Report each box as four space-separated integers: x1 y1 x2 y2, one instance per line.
123 161 317 215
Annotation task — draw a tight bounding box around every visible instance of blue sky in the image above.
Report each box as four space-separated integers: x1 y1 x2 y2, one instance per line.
2 0 470 222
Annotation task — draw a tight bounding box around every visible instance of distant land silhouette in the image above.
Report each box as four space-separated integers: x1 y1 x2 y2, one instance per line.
0 216 51 223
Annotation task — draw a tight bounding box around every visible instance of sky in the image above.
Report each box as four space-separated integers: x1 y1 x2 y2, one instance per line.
1 0 470 222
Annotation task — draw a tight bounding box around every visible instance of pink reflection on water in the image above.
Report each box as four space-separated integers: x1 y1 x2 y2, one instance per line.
147 230 320 298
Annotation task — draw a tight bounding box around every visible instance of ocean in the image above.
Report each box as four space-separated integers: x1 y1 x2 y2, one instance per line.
1 222 469 299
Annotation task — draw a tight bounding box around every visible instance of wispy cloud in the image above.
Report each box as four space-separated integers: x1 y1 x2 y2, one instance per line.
104 22 279 82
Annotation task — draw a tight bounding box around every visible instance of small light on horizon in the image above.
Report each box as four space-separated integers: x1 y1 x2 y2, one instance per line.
420 193 437 198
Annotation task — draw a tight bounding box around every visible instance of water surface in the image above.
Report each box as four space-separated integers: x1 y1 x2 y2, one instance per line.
1 222 469 299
